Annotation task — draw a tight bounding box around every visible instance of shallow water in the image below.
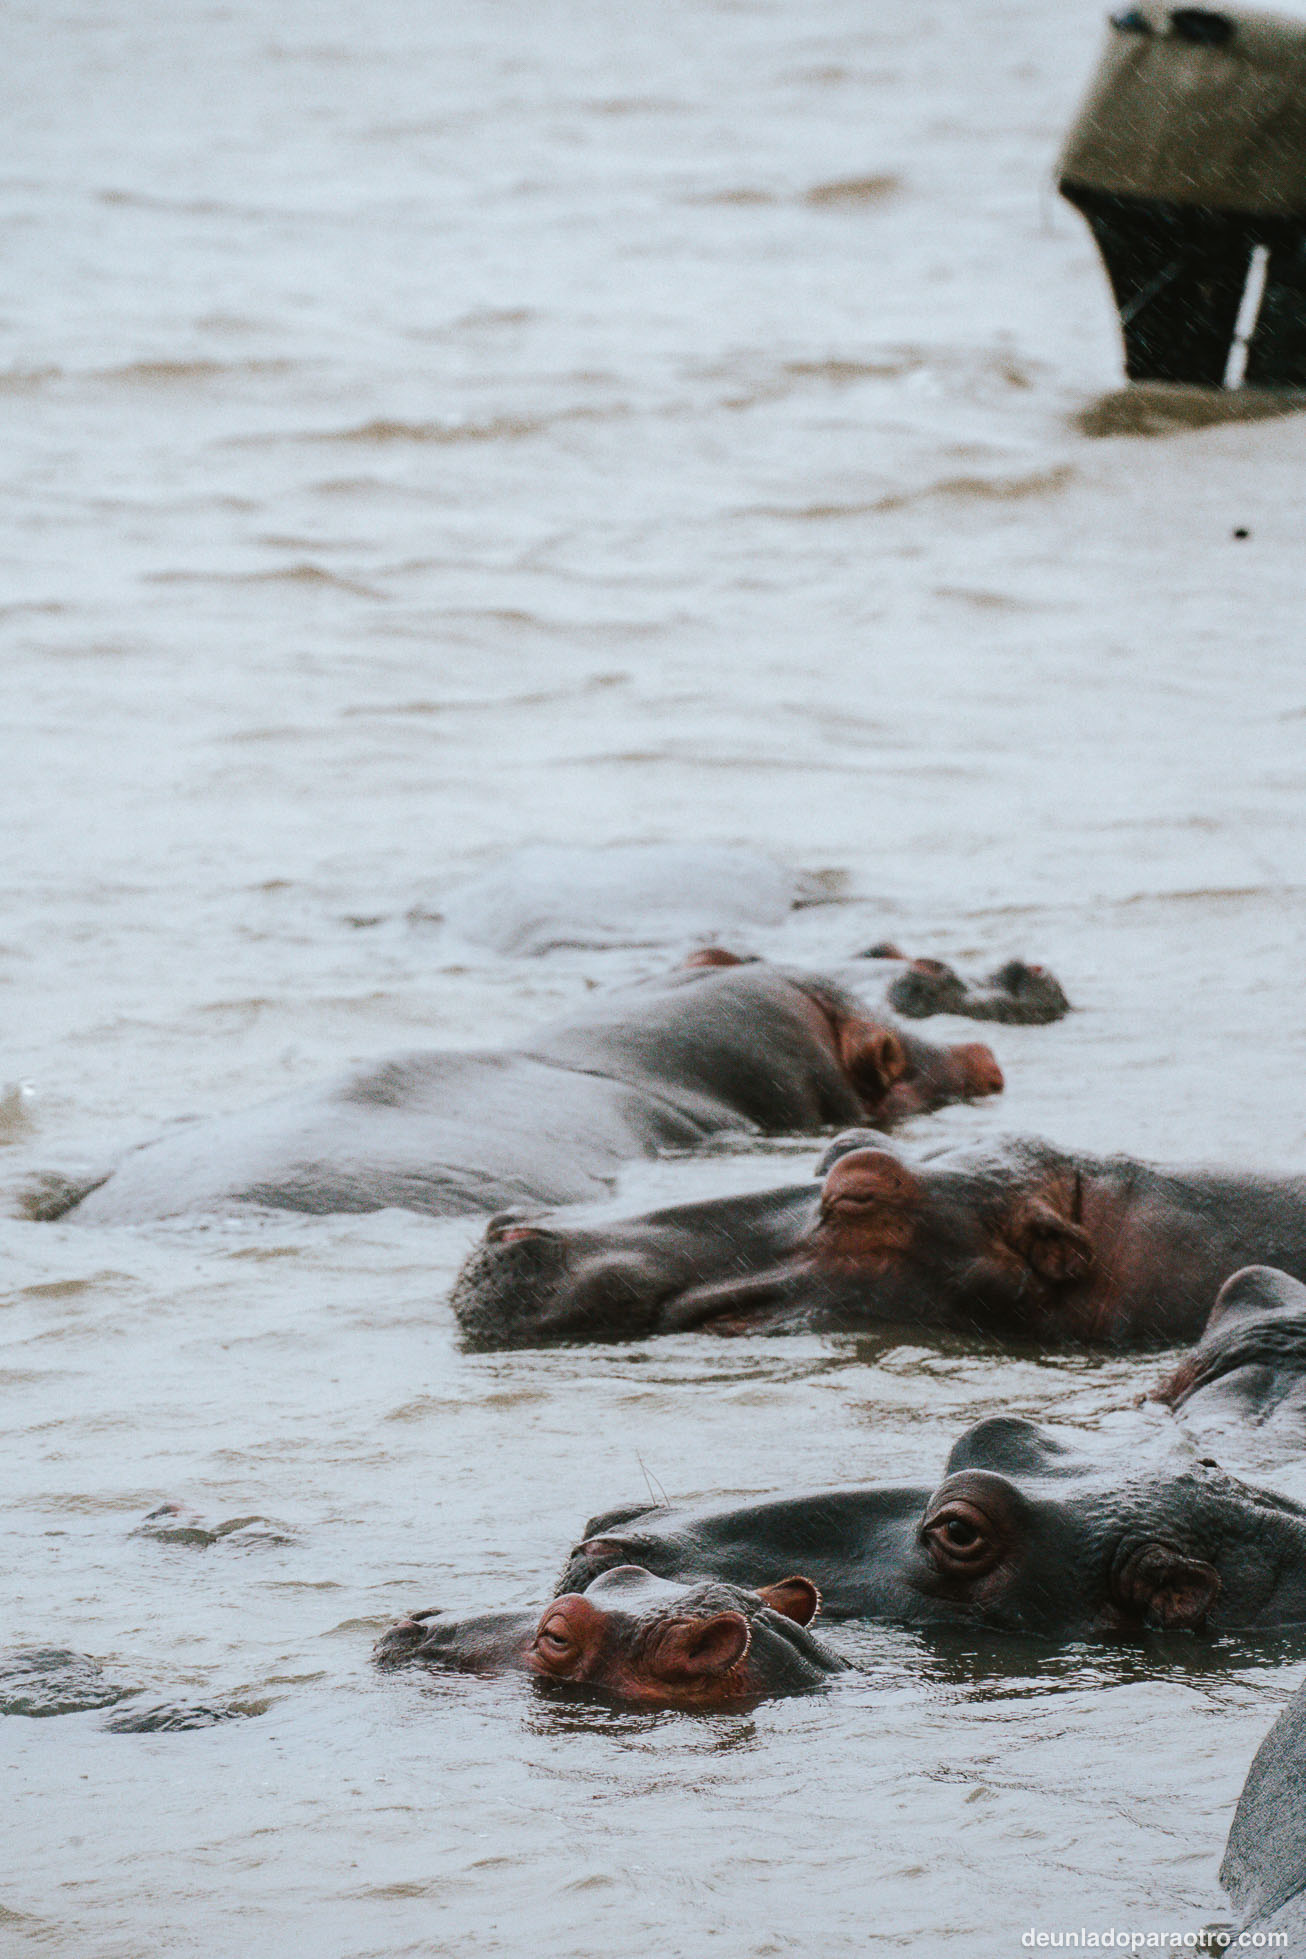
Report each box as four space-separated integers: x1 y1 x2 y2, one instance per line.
6 0 1306 1953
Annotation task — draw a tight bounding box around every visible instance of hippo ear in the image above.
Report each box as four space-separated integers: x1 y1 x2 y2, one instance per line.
683 946 749 970
1112 1542 1222 1630
815 1129 882 1177
653 1612 751 1683
1208 1264 1306 1331
816 1149 921 1264
755 1577 821 1625
1005 1192 1094 1287
838 1020 909 1102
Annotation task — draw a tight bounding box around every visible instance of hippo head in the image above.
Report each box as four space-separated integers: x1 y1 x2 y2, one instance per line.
908 1418 1306 1636
561 1418 1306 1638
451 1136 1097 1349
376 1565 843 1708
877 954 1070 1026
794 1139 1097 1337
1154 1265 1306 1419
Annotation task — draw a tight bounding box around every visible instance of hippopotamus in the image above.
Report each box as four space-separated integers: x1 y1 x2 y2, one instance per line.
1155 1266 1306 1459
554 1418 1306 1638
1219 1677 1306 1955
424 847 1072 1028
32 961 1002 1226
453 1130 1306 1350
374 1563 844 1708
858 946 1070 1025
433 844 823 954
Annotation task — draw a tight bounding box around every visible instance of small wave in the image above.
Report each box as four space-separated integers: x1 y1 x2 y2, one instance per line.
704 343 1041 416
803 173 901 208
451 306 535 330
248 405 621 448
0 599 68 620
98 357 298 386
687 187 780 207
146 563 378 596
934 586 1044 612
889 465 1076 508
343 675 628 718
753 465 1073 522
1076 383 1306 439
4 355 299 391
0 365 60 393
586 95 684 115
783 356 919 385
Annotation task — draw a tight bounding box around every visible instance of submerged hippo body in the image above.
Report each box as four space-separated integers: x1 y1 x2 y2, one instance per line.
434 845 818 955
862 949 1071 1025
375 1563 844 1708
1156 1266 1306 1459
430 846 1071 1026
47 963 1001 1226
454 1132 1306 1350
558 1418 1306 1638
1220 1678 1306 1955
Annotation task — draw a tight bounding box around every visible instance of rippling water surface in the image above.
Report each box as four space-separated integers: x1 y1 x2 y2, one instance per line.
6 1 1306 1953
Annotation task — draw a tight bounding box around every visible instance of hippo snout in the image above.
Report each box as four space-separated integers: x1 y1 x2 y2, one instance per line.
374 1609 441 1667
450 1226 576 1348
954 1043 1004 1098
452 1226 670 1349
484 1209 551 1243
557 1534 671 1593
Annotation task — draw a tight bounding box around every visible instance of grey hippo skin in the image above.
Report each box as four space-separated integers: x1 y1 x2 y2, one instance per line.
453 1130 1306 1349
39 960 1003 1226
1220 1677 1306 1955
1155 1266 1306 1461
375 1563 844 1710
555 1417 1306 1637
859 947 1071 1025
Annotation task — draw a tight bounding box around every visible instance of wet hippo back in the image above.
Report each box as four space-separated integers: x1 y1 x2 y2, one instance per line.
522 963 867 1133
57 961 935 1226
65 1049 717 1225
1155 1267 1306 1461
1221 1680 1306 1955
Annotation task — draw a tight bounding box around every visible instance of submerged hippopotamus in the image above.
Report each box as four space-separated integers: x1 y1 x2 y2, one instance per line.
33 962 1002 1226
859 947 1071 1025
428 844 1071 1024
433 844 821 955
453 1131 1306 1349
556 1418 1306 1638
375 1563 844 1708
1156 1266 1306 1459
1219 1677 1306 1954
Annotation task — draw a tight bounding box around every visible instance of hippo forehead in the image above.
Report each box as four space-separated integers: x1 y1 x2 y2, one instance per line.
581 1564 764 1620
937 1421 1303 1550
944 1417 1098 1481
1211 1265 1306 1331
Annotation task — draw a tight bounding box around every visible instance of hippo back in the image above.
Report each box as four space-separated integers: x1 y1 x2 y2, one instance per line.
1221 1679 1306 1953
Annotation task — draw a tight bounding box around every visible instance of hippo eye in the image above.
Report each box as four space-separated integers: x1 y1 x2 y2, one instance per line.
921 1500 1001 1575
534 1615 578 1667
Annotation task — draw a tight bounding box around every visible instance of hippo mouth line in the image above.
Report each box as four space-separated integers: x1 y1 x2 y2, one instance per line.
656 1266 815 1335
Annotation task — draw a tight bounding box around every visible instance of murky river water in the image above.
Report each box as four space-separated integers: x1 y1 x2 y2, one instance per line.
6 0 1306 1953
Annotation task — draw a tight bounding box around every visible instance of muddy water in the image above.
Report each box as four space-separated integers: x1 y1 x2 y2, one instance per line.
6 0 1306 1952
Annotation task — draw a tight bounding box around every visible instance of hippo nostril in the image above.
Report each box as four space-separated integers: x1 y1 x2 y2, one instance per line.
576 1537 632 1572
485 1209 554 1245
